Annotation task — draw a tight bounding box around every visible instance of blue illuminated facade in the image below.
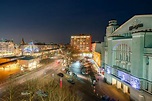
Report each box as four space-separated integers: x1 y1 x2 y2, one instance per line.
102 15 152 101
23 42 39 53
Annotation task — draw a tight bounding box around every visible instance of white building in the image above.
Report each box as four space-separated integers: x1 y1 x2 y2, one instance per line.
0 39 15 57
102 15 152 101
20 42 59 58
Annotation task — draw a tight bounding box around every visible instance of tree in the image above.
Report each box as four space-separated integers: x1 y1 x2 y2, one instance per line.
1 76 82 101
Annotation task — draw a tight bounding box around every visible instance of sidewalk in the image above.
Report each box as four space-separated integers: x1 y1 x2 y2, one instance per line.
95 75 130 101
92 59 130 101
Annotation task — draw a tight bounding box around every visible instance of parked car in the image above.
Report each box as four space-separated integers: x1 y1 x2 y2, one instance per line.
92 79 96 86
65 68 70 73
67 79 75 84
57 73 64 77
81 68 88 75
101 95 111 101
72 73 77 77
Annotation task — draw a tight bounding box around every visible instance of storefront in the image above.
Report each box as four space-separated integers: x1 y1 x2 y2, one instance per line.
112 78 130 94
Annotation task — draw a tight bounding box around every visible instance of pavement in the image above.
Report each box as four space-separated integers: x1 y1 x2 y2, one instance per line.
61 58 131 101
94 74 130 101
91 60 131 101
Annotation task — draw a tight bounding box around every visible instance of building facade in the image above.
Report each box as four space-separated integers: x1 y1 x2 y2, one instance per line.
0 39 16 57
20 42 59 58
102 15 152 101
92 42 102 67
70 34 92 52
17 56 39 71
70 34 92 57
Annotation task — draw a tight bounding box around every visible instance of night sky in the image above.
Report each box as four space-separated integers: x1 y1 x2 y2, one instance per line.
0 0 152 44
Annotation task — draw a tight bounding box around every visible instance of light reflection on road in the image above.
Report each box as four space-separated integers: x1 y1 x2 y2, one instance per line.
0 66 20 82
0 59 60 96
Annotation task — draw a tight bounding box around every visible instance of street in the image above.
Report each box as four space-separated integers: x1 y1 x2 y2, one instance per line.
69 59 130 101
0 57 130 101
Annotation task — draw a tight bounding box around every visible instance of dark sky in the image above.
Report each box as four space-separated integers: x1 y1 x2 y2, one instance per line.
0 0 152 44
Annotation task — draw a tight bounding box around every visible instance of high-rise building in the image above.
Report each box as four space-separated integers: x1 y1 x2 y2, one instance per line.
102 15 152 101
70 34 92 53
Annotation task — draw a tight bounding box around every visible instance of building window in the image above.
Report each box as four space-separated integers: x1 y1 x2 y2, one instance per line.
151 84 152 93
146 57 149 65
115 44 131 67
121 83 123 89
120 54 122 60
126 55 128 61
146 82 148 91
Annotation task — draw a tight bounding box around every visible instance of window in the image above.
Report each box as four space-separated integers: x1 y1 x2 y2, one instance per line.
146 82 148 91
146 57 149 65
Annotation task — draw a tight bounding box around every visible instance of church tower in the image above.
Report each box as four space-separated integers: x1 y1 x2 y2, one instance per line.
21 38 25 45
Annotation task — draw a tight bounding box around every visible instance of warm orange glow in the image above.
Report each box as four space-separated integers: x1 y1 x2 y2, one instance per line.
93 51 101 67
0 63 20 82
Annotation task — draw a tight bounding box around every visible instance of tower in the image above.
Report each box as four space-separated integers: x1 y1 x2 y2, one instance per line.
21 38 25 45
106 20 119 37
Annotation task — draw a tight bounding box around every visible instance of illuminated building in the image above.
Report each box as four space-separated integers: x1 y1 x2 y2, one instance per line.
20 41 59 58
92 42 101 67
17 56 39 70
0 39 15 57
0 56 25 71
102 15 152 101
70 34 92 57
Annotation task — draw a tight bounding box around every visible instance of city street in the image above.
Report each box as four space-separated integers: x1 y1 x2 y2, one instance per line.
69 59 130 101
0 57 101 101
0 58 60 96
0 56 131 101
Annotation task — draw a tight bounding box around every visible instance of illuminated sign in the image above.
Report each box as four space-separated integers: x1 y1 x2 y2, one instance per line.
130 76 140 89
118 70 140 89
129 19 143 30
129 23 143 30
106 66 111 74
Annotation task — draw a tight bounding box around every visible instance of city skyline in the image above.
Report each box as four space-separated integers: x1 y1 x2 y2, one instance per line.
0 0 152 44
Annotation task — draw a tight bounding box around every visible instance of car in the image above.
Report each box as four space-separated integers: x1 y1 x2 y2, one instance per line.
81 68 88 75
65 68 69 72
67 79 75 84
92 79 96 86
57 73 64 77
72 73 77 77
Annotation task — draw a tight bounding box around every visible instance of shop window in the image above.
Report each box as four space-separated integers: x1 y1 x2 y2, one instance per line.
128 87 130 94
121 83 123 89
151 84 152 93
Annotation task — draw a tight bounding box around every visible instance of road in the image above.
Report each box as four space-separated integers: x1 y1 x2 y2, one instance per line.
69 60 130 101
69 61 101 101
0 59 60 96
0 58 101 101
0 56 130 101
